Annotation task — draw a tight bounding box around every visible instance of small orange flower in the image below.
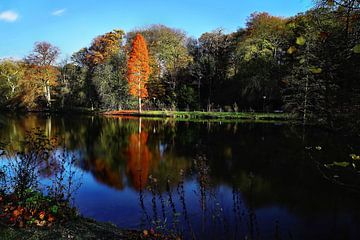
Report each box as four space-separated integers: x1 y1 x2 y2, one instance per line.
12 209 21 218
39 211 46 220
48 214 55 222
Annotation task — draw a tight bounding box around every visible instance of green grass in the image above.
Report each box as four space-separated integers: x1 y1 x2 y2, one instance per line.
105 110 293 121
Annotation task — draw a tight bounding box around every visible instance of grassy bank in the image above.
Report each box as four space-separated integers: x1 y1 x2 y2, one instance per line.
2 108 292 122
0 218 172 240
104 110 292 121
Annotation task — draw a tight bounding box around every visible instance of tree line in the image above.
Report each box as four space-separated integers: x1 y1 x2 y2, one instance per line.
0 0 359 128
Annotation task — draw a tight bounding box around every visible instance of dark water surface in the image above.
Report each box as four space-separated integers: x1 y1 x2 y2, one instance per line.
1 114 360 239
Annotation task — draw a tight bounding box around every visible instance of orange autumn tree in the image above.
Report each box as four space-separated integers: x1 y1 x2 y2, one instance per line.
127 33 150 113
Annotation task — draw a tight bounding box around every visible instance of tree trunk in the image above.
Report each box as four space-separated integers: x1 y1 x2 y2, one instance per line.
47 85 51 107
139 97 142 113
138 80 142 113
303 44 310 126
303 76 309 126
44 84 51 107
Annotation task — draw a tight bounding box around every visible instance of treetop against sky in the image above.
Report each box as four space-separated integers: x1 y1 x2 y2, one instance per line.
0 0 312 59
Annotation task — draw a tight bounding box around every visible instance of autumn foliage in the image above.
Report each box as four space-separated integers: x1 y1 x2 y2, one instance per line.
0 131 79 228
85 29 124 67
20 42 60 109
127 33 150 112
90 158 124 189
20 65 59 109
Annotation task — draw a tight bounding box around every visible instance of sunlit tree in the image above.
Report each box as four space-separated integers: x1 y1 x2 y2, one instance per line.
84 29 124 67
127 25 192 106
0 59 24 106
127 33 150 113
22 42 60 108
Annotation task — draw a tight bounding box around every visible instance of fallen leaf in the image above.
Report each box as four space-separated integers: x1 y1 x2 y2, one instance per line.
296 36 306 46
39 211 46 220
48 214 55 223
287 46 297 54
353 44 360 54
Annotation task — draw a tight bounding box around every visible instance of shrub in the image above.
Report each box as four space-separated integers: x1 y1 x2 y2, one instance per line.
0 129 82 228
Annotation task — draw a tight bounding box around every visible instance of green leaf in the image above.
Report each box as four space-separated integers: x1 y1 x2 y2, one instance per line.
287 22 296 30
353 44 360 54
51 205 59 214
324 161 350 168
309 67 322 74
327 0 335 6
287 46 297 54
350 154 360 160
333 162 350 167
299 58 305 64
296 36 306 46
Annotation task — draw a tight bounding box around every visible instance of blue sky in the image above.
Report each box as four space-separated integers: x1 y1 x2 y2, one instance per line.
0 0 313 59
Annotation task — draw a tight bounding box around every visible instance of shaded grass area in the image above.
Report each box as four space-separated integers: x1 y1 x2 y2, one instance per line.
104 110 292 121
0 218 170 240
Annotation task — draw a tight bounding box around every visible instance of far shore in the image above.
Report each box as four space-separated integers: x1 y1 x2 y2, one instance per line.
103 110 292 121
1 108 293 121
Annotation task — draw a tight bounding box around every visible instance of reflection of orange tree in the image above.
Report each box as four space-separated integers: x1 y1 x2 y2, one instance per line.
124 119 193 191
81 118 137 190
126 130 152 190
89 158 124 189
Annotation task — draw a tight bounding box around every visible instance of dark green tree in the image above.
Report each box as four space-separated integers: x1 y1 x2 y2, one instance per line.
92 53 130 109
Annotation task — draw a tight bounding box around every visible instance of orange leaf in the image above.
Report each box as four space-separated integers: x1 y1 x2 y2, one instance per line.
48 214 55 223
12 209 21 218
39 211 46 220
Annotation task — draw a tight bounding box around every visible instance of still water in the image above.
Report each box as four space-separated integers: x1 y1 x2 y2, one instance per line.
1 114 360 239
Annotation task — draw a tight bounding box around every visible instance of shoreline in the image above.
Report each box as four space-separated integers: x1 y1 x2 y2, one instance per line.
0 109 294 122
102 110 292 121
0 217 173 240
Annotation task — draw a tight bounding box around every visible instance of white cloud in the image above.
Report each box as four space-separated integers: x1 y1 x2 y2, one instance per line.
0 56 21 61
52 8 66 16
0 10 19 22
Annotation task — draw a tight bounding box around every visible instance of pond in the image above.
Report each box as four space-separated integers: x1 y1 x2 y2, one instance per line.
1 114 360 239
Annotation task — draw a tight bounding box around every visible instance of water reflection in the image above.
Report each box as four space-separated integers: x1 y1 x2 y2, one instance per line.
126 119 152 190
1 114 360 239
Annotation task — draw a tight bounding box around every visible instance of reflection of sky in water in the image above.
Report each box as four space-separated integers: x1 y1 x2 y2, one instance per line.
159 143 166 158
72 170 360 239
75 171 141 228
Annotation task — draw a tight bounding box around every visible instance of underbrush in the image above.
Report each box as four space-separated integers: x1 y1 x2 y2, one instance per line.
0 129 81 229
